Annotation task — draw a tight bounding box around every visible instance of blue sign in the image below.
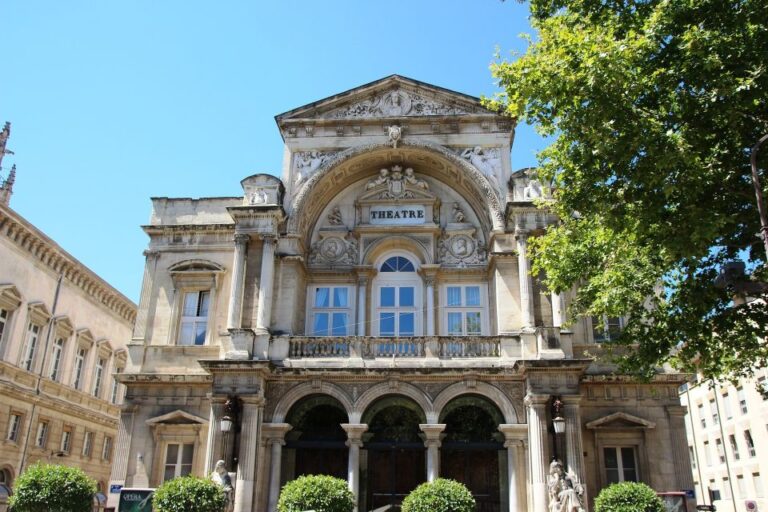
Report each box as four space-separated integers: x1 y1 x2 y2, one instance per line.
110 484 123 494
684 490 696 499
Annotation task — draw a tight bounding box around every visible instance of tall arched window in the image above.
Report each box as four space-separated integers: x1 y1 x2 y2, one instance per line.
374 255 421 336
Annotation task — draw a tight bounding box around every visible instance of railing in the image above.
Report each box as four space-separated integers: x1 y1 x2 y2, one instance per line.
289 338 350 358
438 337 500 357
364 338 425 358
287 336 502 359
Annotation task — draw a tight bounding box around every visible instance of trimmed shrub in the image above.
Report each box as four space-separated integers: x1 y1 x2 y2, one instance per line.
594 482 665 512
401 478 475 512
10 462 97 512
152 475 226 512
277 474 354 512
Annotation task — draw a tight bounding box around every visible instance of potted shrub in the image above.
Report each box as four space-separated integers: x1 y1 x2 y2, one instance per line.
152 475 226 512
277 474 354 512
10 463 97 512
401 478 475 512
594 482 665 512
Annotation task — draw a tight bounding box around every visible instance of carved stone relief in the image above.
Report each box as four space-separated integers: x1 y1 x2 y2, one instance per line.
309 234 359 266
438 232 487 266
364 165 429 199
459 146 504 198
324 90 476 119
294 150 340 186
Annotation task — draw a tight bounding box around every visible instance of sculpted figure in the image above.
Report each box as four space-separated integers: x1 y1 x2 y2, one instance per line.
404 167 429 189
523 178 544 199
366 168 389 189
452 203 466 223
547 459 586 512
327 206 343 226
388 125 402 148
211 460 234 512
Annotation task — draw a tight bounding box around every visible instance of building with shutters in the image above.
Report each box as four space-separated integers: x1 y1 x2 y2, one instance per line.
110 75 696 512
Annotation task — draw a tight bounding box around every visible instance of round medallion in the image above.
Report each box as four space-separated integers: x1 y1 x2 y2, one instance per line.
320 237 345 261
381 91 412 116
449 235 475 259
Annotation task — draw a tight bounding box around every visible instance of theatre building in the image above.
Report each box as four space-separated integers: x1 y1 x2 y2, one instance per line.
110 76 695 512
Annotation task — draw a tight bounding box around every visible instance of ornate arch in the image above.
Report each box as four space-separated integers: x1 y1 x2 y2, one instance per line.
288 141 506 242
364 236 433 266
271 381 353 423
433 381 520 424
353 381 435 424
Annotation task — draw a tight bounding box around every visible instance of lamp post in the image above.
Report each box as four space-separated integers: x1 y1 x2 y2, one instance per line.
750 134 768 263
551 396 565 462
221 396 241 469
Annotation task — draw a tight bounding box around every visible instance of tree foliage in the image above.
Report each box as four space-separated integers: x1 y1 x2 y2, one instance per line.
401 478 476 512
9 463 97 512
277 474 354 512
152 476 226 512
594 482 665 512
488 0 768 380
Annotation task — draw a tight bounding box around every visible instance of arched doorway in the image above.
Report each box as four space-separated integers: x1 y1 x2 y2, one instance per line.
362 396 426 511
440 395 504 512
284 395 348 480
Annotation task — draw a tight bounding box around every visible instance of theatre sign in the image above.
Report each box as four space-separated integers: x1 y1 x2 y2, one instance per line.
369 205 426 225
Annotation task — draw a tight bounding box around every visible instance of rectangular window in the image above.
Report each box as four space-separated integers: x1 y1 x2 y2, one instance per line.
49 338 65 381
592 316 623 342
689 446 697 469
178 290 210 345
377 285 417 337
93 357 105 397
102 436 113 461
738 387 748 413
0 309 8 346
723 392 733 419
704 441 712 466
710 399 719 426
737 475 746 498
163 443 194 481
35 420 49 448
21 323 40 371
111 367 122 404
753 473 764 498
729 434 740 460
6 413 21 442
444 285 483 335
716 438 725 463
82 431 93 457
60 428 72 453
604 447 638 484
744 430 756 457
73 348 87 390
698 404 706 428
722 478 731 499
310 286 351 336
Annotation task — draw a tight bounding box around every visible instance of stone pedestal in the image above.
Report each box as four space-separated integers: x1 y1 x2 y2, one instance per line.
225 329 253 360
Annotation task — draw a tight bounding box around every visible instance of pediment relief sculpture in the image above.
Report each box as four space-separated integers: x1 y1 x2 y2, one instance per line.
439 232 487 267
241 174 284 206
363 165 430 200
309 234 359 266
324 90 476 119
294 150 340 186
460 146 503 198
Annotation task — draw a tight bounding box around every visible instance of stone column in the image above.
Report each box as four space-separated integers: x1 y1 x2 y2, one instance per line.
667 406 695 491
516 232 535 329
551 292 564 328
499 424 529 512
263 423 292 512
563 397 587 510
356 277 367 336
110 405 136 486
233 398 264 512
256 235 276 332
525 395 549 512
204 398 226 474
425 277 435 336
227 234 250 329
342 424 368 512
419 424 446 482
132 250 159 341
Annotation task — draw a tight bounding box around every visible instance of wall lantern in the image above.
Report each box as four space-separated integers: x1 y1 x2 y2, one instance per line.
551 396 566 434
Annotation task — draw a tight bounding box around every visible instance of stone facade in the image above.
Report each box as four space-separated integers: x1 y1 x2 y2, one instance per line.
0 200 136 510
112 75 695 512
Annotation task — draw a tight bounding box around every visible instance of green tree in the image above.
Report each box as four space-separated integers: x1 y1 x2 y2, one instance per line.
9 463 97 512
277 474 354 512
488 0 768 380
152 476 226 512
594 482 665 512
401 478 476 512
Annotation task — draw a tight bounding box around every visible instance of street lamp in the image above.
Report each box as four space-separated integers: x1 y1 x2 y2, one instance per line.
551 396 566 461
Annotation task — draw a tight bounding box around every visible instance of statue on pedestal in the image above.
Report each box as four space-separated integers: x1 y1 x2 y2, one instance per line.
211 460 234 512
548 459 586 512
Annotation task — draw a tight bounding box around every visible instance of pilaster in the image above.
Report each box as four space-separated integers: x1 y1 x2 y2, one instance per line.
342 423 368 512
419 423 446 482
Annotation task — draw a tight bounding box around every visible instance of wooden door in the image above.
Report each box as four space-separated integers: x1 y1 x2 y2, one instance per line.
442 448 501 512
367 447 425 510
295 446 348 480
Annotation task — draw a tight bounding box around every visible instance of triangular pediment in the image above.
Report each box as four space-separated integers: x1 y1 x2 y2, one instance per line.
276 75 495 122
146 410 208 425
586 412 656 430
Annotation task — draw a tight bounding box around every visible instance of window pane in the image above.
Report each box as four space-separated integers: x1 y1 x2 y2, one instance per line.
380 287 395 307
183 293 198 316
448 313 463 335
399 313 414 336
399 287 414 307
606 469 620 485
312 313 329 335
182 444 194 464
198 291 210 316
165 444 179 464
592 316 606 341
447 287 462 306
331 313 347 336
164 466 176 482
333 288 348 308
398 258 415 271
604 448 618 469
194 321 207 345
380 313 395 336
179 322 194 345
381 258 397 272
607 317 621 339
621 448 637 481
466 286 481 306
315 287 330 308
466 312 482 335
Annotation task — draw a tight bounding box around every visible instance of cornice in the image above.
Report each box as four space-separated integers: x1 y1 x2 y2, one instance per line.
0 205 137 323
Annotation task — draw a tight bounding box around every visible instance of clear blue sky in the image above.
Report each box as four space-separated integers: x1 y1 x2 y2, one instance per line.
0 1 545 302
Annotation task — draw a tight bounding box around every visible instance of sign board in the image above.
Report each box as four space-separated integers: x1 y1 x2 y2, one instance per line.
369 205 426 225
110 484 123 494
696 505 716 512
684 490 696 499
118 488 155 512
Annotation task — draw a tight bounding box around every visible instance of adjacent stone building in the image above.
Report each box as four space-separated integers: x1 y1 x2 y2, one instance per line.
0 125 137 510
111 75 695 512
